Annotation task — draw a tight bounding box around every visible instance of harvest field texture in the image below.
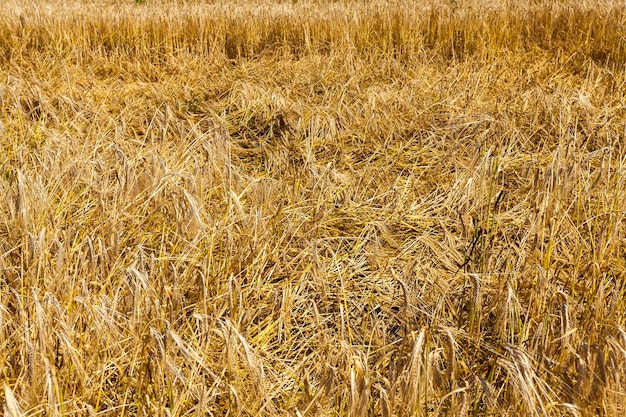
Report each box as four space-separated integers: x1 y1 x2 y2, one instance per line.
1 0 626 415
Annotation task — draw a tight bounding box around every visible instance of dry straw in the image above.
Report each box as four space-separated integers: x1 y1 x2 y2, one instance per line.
0 0 625 415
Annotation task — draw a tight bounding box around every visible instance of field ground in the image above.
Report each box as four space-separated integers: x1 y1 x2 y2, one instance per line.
1 0 626 415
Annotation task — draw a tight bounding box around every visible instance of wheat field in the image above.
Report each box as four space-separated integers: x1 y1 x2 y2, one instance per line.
0 0 625 415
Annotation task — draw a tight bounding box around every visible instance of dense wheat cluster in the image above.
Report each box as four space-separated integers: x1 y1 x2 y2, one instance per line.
0 0 625 415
